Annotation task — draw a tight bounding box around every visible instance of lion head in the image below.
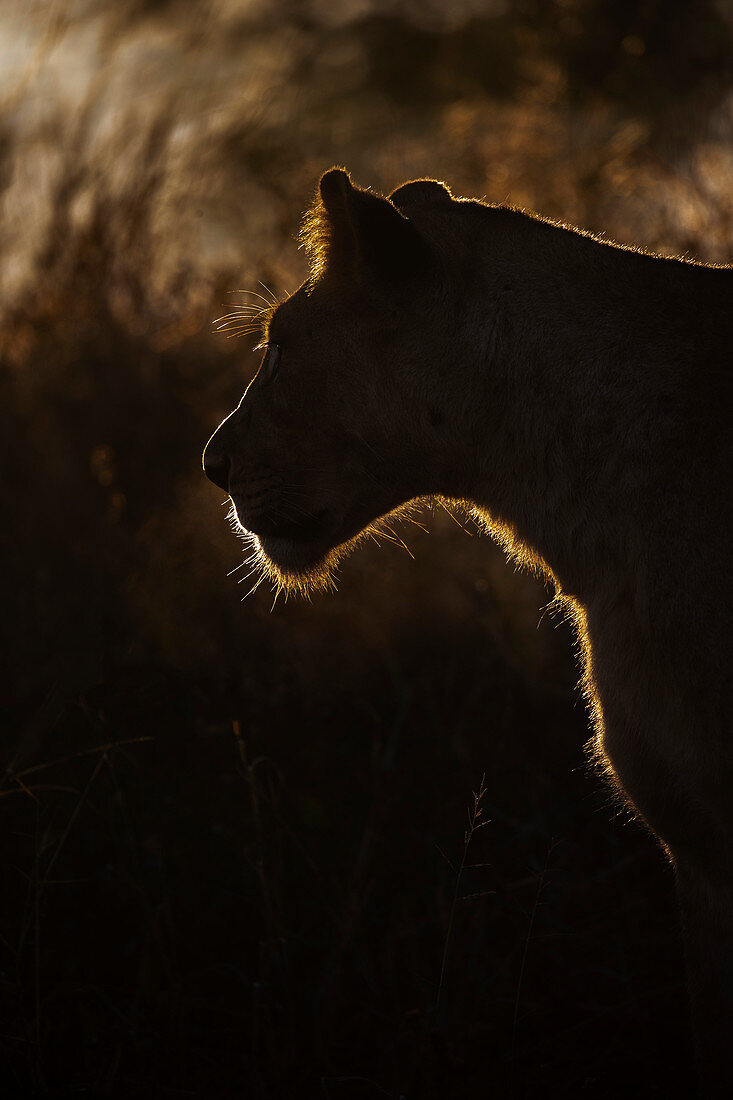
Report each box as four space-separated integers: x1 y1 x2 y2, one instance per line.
203 168 477 593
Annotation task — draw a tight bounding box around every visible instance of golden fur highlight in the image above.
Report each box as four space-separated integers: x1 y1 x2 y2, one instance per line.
229 498 429 600
470 503 628 816
299 188 336 282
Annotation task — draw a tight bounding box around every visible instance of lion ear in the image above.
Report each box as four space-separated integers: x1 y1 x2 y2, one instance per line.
389 179 453 211
318 168 431 284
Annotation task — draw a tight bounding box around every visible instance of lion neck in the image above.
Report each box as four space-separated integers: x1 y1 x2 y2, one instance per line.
444 206 731 602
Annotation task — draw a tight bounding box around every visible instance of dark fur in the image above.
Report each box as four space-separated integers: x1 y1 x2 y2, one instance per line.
204 169 733 1091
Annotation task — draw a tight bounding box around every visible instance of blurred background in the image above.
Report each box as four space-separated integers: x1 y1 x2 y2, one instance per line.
2 1 732 1095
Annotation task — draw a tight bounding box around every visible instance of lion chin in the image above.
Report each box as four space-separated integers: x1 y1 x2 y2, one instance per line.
243 513 386 597
257 531 331 576
253 530 359 596
231 490 392 596
229 512 345 596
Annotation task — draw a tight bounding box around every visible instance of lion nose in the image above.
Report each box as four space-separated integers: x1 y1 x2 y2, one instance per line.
202 442 231 491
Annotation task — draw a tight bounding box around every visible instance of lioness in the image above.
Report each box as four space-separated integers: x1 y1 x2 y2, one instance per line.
203 169 733 1091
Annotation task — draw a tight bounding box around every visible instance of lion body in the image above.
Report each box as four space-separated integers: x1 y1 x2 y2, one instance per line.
204 170 733 1090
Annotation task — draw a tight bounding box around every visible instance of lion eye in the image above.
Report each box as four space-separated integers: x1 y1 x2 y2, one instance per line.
261 343 281 384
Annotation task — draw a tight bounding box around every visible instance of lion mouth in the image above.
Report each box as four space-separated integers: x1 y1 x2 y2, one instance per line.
230 491 390 583
230 496 336 574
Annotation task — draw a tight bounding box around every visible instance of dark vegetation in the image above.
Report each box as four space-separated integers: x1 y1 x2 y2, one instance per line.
2 2 731 1095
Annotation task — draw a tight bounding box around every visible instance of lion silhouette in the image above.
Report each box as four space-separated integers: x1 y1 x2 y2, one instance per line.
204 168 733 1092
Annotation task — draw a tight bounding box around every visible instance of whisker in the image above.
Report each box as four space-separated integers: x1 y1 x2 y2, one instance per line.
214 306 267 320
258 280 281 306
227 561 248 576
382 523 415 559
437 498 473 535
225 328 263 340
237 566 260 586
234 289 279 308
214 306 267 318
215 316 264 328
404 515 430 534
241 574 266 601
218 329 264 339
214 321 259 331
375 528 411 556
